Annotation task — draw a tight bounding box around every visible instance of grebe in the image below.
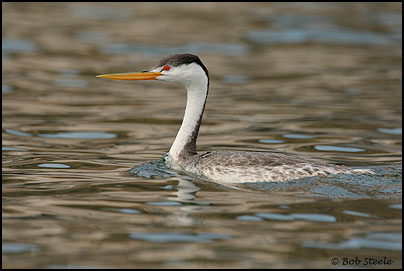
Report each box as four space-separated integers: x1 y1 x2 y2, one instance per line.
97 53 372 183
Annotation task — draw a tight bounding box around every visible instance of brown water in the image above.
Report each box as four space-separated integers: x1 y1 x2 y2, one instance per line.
2 2 402 269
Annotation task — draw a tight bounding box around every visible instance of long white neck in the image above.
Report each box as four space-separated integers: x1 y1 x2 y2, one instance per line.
169 79 208 162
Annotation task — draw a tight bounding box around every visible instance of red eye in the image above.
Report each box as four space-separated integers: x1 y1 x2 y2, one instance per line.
163 65 170 71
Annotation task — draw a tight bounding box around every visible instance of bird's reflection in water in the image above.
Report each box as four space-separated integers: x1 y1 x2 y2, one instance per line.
166 178 209 226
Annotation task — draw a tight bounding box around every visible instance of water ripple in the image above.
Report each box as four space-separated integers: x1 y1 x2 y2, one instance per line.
302 232 402 251
314 145 365 152
129 232 230 243
38 131 117 139
100 42 248 56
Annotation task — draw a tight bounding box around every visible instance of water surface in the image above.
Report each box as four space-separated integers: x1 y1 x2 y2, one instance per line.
2 2 402 269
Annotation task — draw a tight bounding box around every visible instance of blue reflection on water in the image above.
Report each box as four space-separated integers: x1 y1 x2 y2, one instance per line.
2 243 38 254
236 215 263 222
2 146 28 152
103 208 140 214
129 232 230 243
37 163 71 169
259 139 285 144
302 232 402 251
284 134 315 139
38 131 117 139
342 210 379 218
146 201 182 206
314 145 365 152
100 42 248 56
378 127 402 135
69 4 130 20
246 12 401 46
53 78 88 88
4 129 33 137
248 212 336 222
2 85 12 94
2 38 37 57
221 75 251 84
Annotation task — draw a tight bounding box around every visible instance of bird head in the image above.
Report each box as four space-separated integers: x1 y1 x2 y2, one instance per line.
97 53 209 89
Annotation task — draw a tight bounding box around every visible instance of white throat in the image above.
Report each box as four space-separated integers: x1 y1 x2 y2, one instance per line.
167 66 209 163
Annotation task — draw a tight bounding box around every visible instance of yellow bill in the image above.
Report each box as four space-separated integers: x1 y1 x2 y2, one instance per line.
96 72 162 80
